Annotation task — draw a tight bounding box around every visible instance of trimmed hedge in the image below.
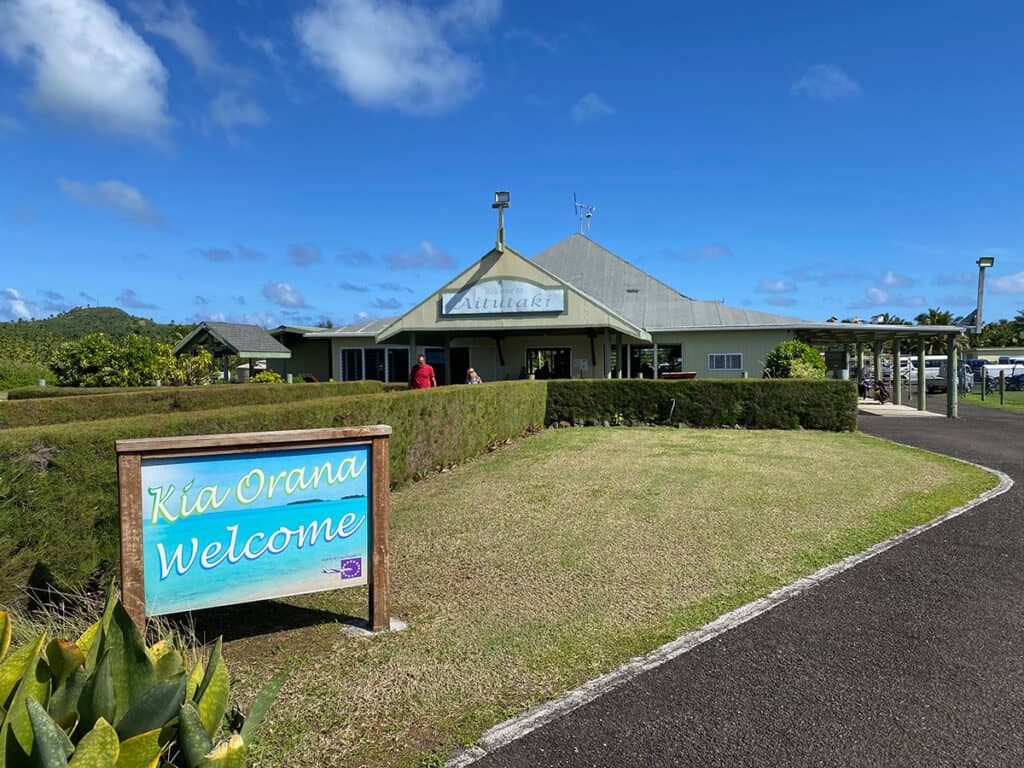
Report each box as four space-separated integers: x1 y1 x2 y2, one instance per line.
0 381 546 598
545 379 858 431
0 380 384 429
7 385 153 399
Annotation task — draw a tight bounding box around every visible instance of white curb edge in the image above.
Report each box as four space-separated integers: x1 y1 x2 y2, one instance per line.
446 446 1014 767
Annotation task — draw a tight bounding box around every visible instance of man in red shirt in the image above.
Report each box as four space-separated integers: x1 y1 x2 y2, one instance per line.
409 354 437 389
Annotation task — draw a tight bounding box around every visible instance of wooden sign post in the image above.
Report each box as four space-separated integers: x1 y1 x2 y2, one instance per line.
116 426 391 632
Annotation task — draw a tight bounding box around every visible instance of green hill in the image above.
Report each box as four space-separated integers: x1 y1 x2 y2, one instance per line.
0 307 183 364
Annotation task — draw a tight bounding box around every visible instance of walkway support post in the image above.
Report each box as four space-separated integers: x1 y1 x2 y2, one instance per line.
653 342 659 379
892 340 902 404
946 335 958 418
856 343 864 382
917 341 927 411
616 334 623 378
603 328 611 379
873 341 883 392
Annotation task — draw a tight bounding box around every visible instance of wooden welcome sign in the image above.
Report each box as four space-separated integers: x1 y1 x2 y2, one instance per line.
116 426 391 631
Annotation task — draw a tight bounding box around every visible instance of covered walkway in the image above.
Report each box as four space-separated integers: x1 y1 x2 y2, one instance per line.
795 322 965 417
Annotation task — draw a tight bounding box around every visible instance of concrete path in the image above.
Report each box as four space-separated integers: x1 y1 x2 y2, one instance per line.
459 401 1024 768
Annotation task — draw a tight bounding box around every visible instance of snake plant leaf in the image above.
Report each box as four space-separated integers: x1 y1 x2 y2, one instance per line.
193 639 222 705
177 702 213 768
0 612 10 664
46 641 86 689
76 623 101 667
112 728 163 768
113 677 185 742
48 667 87 732
153 651 184 683
26 697 73 768
185 662 203 704
0 642 39 710
100 604 155 722
1 633 49 759
197 735 246 768
77 650 115 739
238 668 288 745
68 718 119 768
194 641 228 739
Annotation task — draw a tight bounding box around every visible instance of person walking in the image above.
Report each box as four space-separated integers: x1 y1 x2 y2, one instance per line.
466 368 482 384
409 354 437 389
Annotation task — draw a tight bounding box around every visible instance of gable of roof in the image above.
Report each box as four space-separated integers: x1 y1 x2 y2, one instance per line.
532 234 813 331
173 321 292 358
375 244 649 342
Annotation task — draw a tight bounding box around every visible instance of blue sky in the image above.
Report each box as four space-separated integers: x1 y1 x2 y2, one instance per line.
1 0 1022 328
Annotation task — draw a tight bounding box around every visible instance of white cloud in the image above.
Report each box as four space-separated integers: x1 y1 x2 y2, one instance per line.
262 282 307 307
766 296 797 307
1 288 36 320
757 279 796 294
59 178 163 228
791 64 862 102
385 240 454 270
289 244 322 267
209 90 267 134
295 0 500 115
129 1 215 73
0 114 22 131
116 288 159 309
990 271 1024 294
881 270 913 288
0 0 169 140
571 92 613 124
373 296 402 310
851 287 925 308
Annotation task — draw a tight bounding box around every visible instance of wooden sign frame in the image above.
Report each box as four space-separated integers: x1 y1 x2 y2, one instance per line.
116 426 391 631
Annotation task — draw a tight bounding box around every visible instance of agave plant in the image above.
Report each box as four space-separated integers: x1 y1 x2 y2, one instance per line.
0 592 286 767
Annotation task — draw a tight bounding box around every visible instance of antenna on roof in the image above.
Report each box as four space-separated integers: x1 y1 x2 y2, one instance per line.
573 192 595 234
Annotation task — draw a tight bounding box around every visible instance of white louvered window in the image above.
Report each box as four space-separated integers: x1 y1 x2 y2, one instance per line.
708 353 742 371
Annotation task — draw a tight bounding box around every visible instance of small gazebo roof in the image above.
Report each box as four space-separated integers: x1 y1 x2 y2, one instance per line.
173 322 292 359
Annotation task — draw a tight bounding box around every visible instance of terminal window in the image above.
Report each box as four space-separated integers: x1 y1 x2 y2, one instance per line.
708 353 743 371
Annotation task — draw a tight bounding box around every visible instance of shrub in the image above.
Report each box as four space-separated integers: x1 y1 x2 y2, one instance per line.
0 381 546 598
250 370 283 384
545 379 857 431
0 381 385 429
49 334 215 388
0 359 53 391
0 592 285 767
763 340 826 379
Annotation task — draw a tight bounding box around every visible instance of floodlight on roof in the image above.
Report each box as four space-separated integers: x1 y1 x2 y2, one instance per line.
493 191 510 251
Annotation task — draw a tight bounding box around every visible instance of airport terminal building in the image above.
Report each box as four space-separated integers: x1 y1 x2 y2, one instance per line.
271 232 833 385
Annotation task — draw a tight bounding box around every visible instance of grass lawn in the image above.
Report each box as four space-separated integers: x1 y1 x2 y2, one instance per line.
215 428 996 767
961 390 1024 414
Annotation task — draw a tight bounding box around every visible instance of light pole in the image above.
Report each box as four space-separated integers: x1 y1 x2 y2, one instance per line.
975 256 995 335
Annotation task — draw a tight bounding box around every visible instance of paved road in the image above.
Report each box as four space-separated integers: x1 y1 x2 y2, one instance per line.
469 401 1024 768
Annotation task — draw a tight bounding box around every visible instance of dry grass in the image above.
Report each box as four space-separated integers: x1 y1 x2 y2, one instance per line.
220 428 995 767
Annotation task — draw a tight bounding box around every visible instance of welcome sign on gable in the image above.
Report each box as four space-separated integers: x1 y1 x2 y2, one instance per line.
116 427 392 631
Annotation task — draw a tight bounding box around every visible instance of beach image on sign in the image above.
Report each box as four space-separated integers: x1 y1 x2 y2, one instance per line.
140 444 370 615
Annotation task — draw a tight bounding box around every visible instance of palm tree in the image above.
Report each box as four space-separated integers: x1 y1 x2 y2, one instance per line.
914 307 959 354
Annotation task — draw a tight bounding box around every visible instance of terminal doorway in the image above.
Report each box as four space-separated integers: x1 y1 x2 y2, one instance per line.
527 347 570 379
